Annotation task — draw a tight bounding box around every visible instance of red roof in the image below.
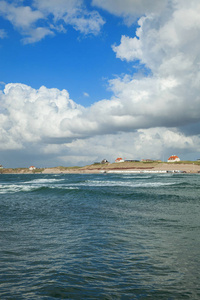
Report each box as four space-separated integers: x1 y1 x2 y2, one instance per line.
168 155 179 160
115 157 123 161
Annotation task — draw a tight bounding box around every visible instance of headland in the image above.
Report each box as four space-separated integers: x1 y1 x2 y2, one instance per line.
1 161 200 174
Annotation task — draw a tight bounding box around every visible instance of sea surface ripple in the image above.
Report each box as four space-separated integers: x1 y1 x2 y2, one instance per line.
0 173 199 299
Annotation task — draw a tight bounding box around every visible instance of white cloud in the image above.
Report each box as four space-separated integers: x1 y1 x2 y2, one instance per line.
92 0 168 24
0 1 43 29
0 0 105 43
47 128 200 166
22 27 54 44
0 0 52 43
112 1 200 75
33 0 82 19
33 0 105 36
0 79 200 164
112 35 142 62
0 83 83 150
110 0 200 128
63 10 105 35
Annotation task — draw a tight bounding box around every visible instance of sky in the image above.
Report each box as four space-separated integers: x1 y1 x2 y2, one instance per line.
1 0 200 168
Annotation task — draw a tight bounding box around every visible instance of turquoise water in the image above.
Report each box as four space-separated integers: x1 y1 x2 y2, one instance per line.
0 173 199 299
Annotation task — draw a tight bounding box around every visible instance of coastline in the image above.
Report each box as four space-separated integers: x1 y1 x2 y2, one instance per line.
1 162 200 174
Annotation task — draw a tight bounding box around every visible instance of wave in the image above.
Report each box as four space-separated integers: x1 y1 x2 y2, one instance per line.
0 184 38 194
120 175 152 179
0 183 79 194
74 180 178 188
0 174 193 194
23 178 65 184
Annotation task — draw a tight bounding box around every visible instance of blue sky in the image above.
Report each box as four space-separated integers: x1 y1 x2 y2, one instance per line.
1 0 200 167
1 2 137 104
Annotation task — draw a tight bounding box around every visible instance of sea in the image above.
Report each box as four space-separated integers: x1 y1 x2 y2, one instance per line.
0 173 199 299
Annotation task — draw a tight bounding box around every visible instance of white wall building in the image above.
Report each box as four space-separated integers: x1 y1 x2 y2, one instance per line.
167 155 180 162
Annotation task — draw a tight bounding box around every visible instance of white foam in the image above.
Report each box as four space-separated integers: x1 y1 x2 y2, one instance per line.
72 180 175 188
0 184 37 194
0 175 178 194
0 182 78 194
121 175 152 179
23 178 65 184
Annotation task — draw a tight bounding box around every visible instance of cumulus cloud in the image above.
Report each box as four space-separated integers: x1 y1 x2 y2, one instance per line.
0 0 105 43
112 1 200 74
0 78 200 164
111 0 200 130
112 35 142 62
0 83 83 150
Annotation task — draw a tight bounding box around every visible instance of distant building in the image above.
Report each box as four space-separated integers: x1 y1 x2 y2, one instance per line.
115 157 124 163
29 166 36 170
0 165 3 169
125 160 140 162
101 159 109 164
167 155 180 162
141 159 154 162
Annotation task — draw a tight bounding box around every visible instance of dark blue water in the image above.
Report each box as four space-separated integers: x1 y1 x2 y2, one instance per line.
0 173 199 299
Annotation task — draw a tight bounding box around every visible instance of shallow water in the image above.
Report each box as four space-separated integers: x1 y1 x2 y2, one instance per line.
0 173 200 299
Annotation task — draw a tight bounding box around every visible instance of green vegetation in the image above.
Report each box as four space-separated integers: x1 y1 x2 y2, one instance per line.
57 166 81 170
175 160 200 165
142 161 162 164
32 168 45 173
0 168 28 174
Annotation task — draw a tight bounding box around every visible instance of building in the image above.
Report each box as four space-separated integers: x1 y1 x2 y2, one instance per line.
0 165 3 169
125 160 140 162
29 166 36 170
101 159 109 164
167 155 180 162
141 159 154 162
115 157 124 163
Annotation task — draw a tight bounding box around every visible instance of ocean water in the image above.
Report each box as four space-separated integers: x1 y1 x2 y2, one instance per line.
0 173 199 300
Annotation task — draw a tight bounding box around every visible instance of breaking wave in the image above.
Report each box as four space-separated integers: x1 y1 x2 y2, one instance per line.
0 173 193 194
76 180 177 188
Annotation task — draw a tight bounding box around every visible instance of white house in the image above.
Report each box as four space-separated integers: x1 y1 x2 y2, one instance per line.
167 155 180 162
29 166 36 170
115 157 124 163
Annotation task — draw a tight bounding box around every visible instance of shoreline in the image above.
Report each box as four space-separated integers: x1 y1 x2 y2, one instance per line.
1 162 200 174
